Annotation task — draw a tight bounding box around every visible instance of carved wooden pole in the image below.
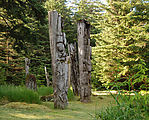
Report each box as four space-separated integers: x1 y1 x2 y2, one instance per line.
44 66 50 87
77 20 91 102
69 43 80 96
25 58 37 91
25 58 30 76
48 11 68 109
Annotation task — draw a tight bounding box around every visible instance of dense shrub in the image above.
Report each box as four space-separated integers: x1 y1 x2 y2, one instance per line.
0 85 40 104
37 86 53 96
95 104 143 120
67 88 74 101
94 92 149 120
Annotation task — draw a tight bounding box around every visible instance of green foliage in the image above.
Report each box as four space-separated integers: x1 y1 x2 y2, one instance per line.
0 65 6 85
0 0 47 53
95 104 144 120
0 0 49 85
67 88 75 101
37 86 74 101
37 86 53 96
94 91 149 120
0 85 40 104
92 0 149 90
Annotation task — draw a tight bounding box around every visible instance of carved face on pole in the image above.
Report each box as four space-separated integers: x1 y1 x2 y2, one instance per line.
57 43 66 60
57 43 65 52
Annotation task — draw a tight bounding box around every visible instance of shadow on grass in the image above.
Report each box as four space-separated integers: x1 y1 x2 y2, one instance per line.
0 96 115 120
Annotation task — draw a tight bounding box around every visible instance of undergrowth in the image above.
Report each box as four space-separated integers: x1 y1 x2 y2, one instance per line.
0 85 74 104
94 91 149 120
0 85 40 104
37 86 53 96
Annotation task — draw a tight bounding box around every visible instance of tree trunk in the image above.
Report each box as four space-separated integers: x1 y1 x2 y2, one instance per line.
77 20 91 102
48 11 68 109
44 66 50 87
69 43 80 96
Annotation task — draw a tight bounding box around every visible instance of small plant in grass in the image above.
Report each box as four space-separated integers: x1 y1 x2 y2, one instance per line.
67 88 74 101
0 85 40 104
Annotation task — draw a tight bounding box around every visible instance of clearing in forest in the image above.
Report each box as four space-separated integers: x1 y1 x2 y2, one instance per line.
0 96 114 120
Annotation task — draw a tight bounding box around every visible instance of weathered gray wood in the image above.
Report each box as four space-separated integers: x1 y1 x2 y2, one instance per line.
48 11 68 109
25 58 30 76
44 66 50 87
66 55 71 88
77 20 91 102
25 58 37 91
69 43 80 96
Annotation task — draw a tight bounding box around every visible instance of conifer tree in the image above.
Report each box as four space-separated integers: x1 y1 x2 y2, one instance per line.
92 0 149 90
0 0 47 85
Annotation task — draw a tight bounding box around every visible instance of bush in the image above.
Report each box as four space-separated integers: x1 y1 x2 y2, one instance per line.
0 85 40 104
94 92 149 120
95 104 144 120
37 86 53 96
67 88 74 101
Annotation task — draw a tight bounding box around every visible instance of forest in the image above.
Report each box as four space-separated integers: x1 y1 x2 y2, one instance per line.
0 0 149 120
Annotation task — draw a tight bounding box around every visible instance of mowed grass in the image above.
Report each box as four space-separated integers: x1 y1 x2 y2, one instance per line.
0 96 115 120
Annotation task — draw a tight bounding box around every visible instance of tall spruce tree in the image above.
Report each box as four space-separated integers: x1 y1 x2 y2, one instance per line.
0 0 48 85
92 0 149 90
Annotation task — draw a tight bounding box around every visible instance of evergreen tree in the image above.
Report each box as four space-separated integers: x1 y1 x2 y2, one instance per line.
0 0 47 85
92 0 149 90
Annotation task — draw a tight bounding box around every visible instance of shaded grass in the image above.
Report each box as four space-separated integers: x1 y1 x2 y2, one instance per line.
0 96 115 120
37 86 75 101
37 86 53 96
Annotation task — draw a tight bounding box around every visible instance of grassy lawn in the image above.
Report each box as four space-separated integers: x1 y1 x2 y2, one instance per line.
0 96 114 120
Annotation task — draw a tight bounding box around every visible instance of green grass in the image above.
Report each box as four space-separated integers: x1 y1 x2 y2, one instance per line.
0 96 114 120
37 86 74 101
0 85 40 104
37 86 53 96
94 91 149 120
0 85 75 105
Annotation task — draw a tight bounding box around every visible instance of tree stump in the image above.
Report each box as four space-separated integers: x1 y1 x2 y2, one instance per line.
48 11 68 109
77 20 91 102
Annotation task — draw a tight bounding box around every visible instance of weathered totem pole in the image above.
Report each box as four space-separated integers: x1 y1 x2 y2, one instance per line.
25 58 30 76
77 20 91 102
44 66 50 87
48 11 68 109
25 58 37 91
68 43 80 96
